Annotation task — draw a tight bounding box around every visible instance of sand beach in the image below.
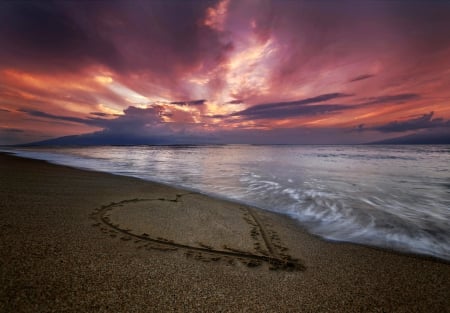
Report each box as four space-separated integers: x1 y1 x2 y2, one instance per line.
0 152 449 312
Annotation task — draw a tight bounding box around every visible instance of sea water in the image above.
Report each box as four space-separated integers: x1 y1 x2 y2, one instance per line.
3 145 450 261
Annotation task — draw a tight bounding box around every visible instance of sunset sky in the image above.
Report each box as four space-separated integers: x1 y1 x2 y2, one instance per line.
1 0 449 145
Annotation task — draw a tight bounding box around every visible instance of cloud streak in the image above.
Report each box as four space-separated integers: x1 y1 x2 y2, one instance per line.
19 109 100 126
349 74 374 83
220 93 357 121
359 94 421 106
170 100 206 106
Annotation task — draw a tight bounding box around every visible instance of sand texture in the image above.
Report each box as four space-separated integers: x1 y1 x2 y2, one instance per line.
0 153 449 312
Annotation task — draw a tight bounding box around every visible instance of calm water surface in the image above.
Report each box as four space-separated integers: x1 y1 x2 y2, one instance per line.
4 145 450 261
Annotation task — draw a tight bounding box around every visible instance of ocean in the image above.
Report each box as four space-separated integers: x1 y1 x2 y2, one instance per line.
3 145 449 261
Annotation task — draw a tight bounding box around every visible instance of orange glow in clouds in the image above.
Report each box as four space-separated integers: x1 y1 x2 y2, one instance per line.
1 1 450 144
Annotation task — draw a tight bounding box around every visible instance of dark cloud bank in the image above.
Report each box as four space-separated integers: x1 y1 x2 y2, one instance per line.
14 103 450 146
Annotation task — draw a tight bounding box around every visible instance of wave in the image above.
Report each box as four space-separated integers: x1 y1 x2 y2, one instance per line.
3 145 450 261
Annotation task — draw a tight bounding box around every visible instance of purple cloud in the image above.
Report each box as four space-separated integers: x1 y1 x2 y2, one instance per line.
349 74 374 83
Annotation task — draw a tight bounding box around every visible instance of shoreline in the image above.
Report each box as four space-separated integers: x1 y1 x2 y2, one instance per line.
1 152 449 312
3 150 449 265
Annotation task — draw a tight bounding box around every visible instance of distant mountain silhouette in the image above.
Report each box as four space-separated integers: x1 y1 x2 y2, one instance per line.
17 131 216 147
15 128 450 147
369 129 450 144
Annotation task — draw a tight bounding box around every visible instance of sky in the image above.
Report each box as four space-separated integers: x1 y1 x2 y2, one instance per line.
0 0 449 145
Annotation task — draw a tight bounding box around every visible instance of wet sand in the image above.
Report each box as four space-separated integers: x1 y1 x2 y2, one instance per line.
0 152 449 312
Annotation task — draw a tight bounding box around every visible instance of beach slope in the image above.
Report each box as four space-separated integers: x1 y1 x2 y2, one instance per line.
0 153 449 312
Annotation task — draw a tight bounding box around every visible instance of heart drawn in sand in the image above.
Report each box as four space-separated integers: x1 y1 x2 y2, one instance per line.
91 194 304 271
